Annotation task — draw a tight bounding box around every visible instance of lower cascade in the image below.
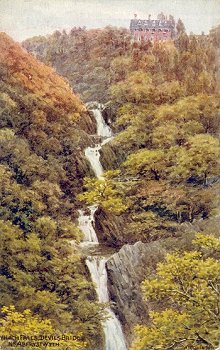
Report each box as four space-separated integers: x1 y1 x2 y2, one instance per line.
78 104 127 350
86 257 127 350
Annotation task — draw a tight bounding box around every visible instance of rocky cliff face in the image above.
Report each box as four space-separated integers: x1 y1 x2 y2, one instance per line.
106 241 167 345
100 142 126 170
94 208 128 247
75 110 97 135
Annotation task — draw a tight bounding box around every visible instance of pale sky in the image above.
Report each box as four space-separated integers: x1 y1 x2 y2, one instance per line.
0 0 220 42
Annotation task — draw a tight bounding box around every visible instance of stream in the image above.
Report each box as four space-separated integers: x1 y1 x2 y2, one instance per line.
78 106 127 350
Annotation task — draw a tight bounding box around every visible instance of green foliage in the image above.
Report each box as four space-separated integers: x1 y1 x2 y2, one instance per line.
20 22 220 350
131 234 220 349
124 211 177 241
0 33 105 348
0 306 86 350
23 26 132 102
64 28 220 244
23 25 218 102
123 149 166 180
193 233 220 254
78 174 128 214
172 134 220 184
110 71 153 104
108 82 220 236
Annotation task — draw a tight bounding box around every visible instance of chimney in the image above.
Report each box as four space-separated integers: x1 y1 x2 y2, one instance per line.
134 13 137 19
148 14 151 20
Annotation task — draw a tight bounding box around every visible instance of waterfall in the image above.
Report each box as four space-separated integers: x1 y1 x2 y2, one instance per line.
84 108 113 179
79 106 127 350
92 108 112 139
78 206 98 246
85 144 103 179
86 257 127 350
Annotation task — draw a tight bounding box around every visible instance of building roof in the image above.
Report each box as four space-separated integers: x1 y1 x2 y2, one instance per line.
130 19 175 31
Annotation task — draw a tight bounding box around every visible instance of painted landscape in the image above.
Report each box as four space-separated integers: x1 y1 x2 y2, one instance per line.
0 1 220 349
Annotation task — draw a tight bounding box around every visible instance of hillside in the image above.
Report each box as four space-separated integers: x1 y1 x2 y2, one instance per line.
1 20 220 349
0 33 104 349
22 25 220 349
27 26 220 241
22 27 132 102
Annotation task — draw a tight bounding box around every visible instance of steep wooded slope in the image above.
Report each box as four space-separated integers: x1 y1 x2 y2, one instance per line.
0 33 104 349
23 26 131 102
22 25 220 349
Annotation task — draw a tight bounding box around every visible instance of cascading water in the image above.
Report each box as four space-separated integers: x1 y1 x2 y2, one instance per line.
85 144 103 179
84 108 113 179
78 105 127 350
86 257 127 350
78 206 98 246
92 108 112 139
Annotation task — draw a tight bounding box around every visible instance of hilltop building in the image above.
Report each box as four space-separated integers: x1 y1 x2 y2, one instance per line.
130 12 176 42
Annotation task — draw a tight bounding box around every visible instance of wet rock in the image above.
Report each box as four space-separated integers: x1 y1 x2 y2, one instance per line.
100 142 126 170
102 103 115 126
106 241 166 345
94 208 128 247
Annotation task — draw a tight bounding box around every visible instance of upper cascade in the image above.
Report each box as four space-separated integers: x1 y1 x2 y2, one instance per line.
84 107 114 179
92 108 112 139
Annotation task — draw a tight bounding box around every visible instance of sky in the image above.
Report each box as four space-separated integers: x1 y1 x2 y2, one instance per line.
0 0 220 42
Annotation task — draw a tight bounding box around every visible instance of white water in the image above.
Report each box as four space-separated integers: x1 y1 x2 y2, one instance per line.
92 108 112 139
79 107 127 350
78 205 98 246
85 144 103 179
86 257 127 350
84 109 113 179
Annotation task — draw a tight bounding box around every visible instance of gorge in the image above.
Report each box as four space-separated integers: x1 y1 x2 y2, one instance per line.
78 105 127 349
0 20 220 349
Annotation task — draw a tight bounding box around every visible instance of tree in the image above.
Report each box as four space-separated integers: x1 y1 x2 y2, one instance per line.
123 149 166 180
176 19 186 35
131 233 220 350
0 33 105 348
0 306 86 350
77 173 128 214
110 71 153 104
171 134 220 184
175 32 189 52
154 94 220 143
195 71 215 94
124 210 177 241
110 56 132 83
209 25 220 48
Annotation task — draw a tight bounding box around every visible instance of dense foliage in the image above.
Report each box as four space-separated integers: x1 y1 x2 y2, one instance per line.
0 306 86 349
9 21 220 348
23 26 131 102
0 33 105 349
24 25 220 240
71 27 220 243
131 233 220 350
